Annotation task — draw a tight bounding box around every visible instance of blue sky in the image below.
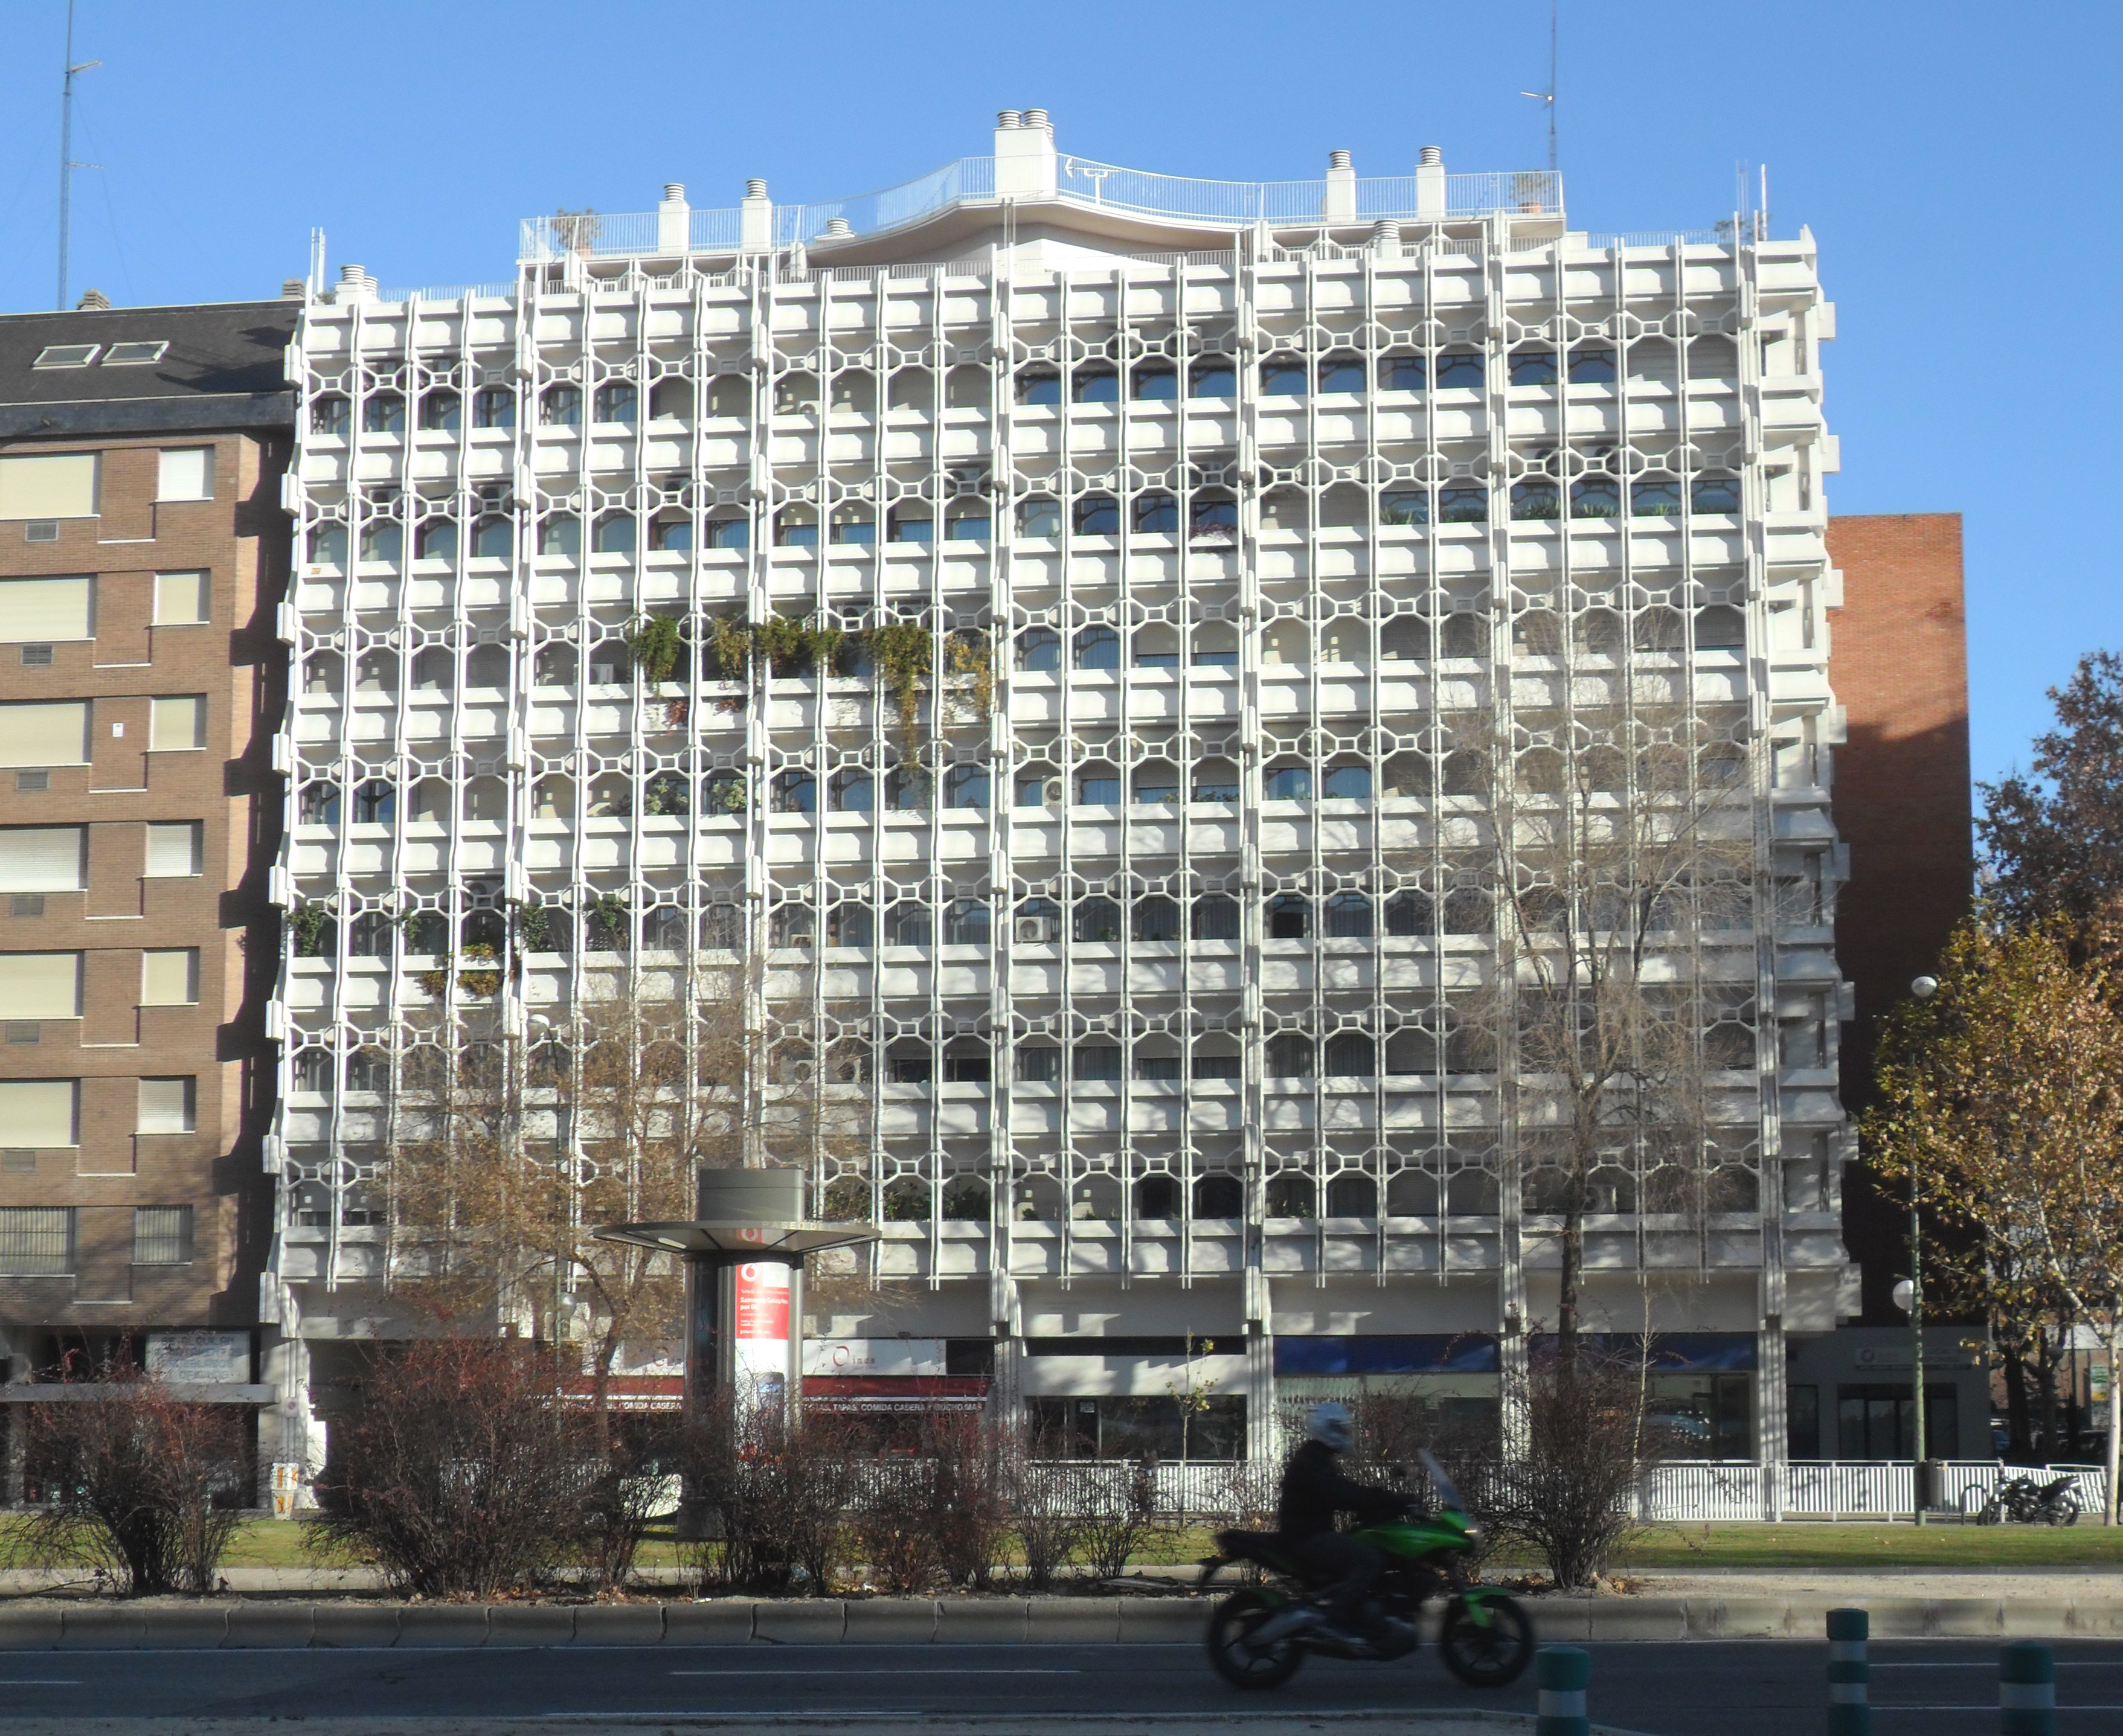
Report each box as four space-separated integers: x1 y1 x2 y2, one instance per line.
0 0 2113 792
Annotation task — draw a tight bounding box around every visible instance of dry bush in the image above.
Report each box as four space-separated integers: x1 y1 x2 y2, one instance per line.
850 1458 939 1593
928 1412 1009 1589
307 1337 597 1598
1483 1350 1672 1588
7 1362 249 1595
1076 1458 1160 1580
681 1400 860 1595
1001 1434 1090 1591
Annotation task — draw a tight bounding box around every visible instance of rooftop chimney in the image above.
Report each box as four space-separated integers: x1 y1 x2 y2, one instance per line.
74 287 110 311
996 107 1056 199
658 182 691 254
1370 219 1401 258
335 264 377 306
1323 149 1357 223
740 179 773 254
280 278 306 301
1416 146 1447 219
822 217 854 239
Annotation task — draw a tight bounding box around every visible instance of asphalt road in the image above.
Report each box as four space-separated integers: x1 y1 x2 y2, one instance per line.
0 1639 2119 1733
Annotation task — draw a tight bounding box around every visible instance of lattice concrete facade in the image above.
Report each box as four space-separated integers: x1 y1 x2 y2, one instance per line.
266 114 1856 1467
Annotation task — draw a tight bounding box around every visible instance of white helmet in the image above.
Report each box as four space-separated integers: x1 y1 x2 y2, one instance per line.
1306 1400 1354 1452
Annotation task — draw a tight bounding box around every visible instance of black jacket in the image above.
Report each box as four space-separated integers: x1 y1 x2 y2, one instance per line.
1276 1440 1407 1541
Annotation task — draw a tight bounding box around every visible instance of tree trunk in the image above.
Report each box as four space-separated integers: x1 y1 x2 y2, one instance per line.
1557 1203 1584 1366
2039 1331 2061 1458
2106 1321 2120 1528
2002 1338 2032 1461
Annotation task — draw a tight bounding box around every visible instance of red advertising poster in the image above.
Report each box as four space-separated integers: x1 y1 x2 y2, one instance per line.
734 1263 791 1342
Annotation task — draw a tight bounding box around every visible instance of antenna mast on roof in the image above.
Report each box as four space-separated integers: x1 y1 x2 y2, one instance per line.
56 0 102 312
1519 0 1559 174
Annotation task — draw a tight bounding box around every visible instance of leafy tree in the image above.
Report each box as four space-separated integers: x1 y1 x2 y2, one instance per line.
1866 916 2123 1520
1979 651 2123 927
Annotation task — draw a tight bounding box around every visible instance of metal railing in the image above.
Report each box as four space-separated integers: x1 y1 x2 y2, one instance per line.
517 155 1565 262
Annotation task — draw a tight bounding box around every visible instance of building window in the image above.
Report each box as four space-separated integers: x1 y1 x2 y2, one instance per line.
1131 365 1177 400
361 395 405 435
137 1075 196 1135
1568 347 1617 384
33 345 99 369
1323 1032 1376 1076
1437 485 1488 524
1016 626 1061 671
1192 894 1241 941
1076 766 1120 806
770 770 817 814
419 390 461 432
945 505 990 542
594 382 637 424
1570 477 1622 519
311 396 350 436
1073 624 1120 670
1015 370 1061 406
1317 354 1365 394
1266 894 1313 941
1132 493 1178 534
1511 479 1561 521
1071 367 1119 404
1132 896 1180 942
1072 495 1120 536
1380 354 1426 392
1192 759 1239 802
1323 891 1374 937
353 780 395 824
415 520 457 561
472 516 513 557
884 766 928 811
540 385 582 427
1189 360 1237 399
1692 475 1742 513
1015 1044 1061 1081
1073 897 1123 944
472 387 515 430
1073 1043 1122 1081
944 764 989 809
1263 763 1311 801
0 1206 73 1275
1509 349 1558 387
1132 762 1179 805
144 822 202 877
157 447 214 502
887 508 933 543
1260 360 1308 397
1381 488 1428 527
1189 493 1238 540
705 514 749 549
1321 763 1370 801
359 522 403 564
132 1205 193 1266
943 899 991 947
829 768 873 812
827 510 873 545
1631 476 1683 517
1016 496 1062 538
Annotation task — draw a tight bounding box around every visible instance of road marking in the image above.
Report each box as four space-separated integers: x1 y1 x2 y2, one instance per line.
0 1681 82 1688
669 1668 1082 1676
1872 1706 2123 1713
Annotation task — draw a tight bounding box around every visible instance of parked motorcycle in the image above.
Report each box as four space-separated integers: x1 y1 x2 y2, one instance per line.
1968 1473 2081 1526
1199 1450 1532 1691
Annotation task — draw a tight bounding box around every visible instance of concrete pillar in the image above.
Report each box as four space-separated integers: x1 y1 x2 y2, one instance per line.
657 183 690 255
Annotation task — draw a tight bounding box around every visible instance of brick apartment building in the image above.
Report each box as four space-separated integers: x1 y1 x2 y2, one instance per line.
0 292 298 1499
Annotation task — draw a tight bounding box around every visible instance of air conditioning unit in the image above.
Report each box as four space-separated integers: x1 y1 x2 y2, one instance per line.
1042 778 1064 806
1015 917 1056 946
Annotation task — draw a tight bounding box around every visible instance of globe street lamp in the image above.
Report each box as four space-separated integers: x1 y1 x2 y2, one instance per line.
1904 974 1939 1524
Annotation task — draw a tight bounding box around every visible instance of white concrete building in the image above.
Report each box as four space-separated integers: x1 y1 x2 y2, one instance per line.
268 112 1854 1472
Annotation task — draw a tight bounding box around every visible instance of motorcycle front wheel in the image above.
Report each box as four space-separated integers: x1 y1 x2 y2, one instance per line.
1206 1589 1305 1690
1439 1594 1534 1688
2047 1491 2081 1526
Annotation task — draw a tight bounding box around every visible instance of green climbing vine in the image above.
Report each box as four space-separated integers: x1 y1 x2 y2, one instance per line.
291 899 334 958
944 627 993 724
509 898 552 955
627 613 687 684
869 618 934 748
457 941 503 998
584 889 631 951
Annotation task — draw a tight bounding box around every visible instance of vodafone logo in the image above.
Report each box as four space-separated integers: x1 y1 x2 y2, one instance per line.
738 1227 765 1244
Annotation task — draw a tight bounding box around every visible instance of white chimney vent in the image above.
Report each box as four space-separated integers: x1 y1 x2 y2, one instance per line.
1323 149 1357 222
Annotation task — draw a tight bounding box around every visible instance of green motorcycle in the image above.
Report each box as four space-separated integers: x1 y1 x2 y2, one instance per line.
1200 1450 1532 1691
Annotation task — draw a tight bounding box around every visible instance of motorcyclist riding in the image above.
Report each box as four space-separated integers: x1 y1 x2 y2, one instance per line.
1276 1401 1410 1641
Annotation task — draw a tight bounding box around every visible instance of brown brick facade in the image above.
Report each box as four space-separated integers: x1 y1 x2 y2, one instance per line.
1825 512 1973 1321
0 429 288 1353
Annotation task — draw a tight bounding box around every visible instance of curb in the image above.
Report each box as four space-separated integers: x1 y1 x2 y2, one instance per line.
1 1593 2121 1648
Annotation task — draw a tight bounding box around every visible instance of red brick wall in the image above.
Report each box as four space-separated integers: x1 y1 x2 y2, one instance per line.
1825 513 1971 1319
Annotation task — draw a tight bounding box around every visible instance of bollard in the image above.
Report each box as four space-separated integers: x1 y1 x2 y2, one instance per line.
1535 1645 1591 1736
1999 1641 2056 1736
1826 1607 1871 1735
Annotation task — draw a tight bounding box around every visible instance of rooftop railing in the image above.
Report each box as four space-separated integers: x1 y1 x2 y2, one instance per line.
517 153 1564 262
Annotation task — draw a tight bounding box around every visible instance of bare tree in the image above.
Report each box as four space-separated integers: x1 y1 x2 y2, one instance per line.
1479 697 1759 1362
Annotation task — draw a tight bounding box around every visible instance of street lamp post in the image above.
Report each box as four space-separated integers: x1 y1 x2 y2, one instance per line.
1905 975 1939 1525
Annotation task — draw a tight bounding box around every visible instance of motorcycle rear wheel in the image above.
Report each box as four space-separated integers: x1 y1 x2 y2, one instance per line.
2047 1491 2080 1526
1206 1589 1305 1690
1439 1594 1534 1688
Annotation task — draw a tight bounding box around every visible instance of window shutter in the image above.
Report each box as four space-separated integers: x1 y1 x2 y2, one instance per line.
0 953 81 1017
143 821 201 877
0 827 86 891
0 453 98 519
0 576 92 641
152 571 209 624
0 702 90 767
149 696 205 751
0 1080 77 1145
141 949 199 1005
156 447 212 502
137 1076 196 1134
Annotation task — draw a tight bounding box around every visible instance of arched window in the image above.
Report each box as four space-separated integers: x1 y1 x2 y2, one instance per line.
887 506 933 543
1132 761 1178 804
472 387 515 430
1385 889 1433 935
539 385 581 427
705 513 749 550
1317 353 1365 394
1631 475 1682 517
1696 604 1747 651
772 509 818 548
358 522 402 565
415 520 457 561
1072 495 1120 536
885 902 933 947
1570 476 1622 519
1130 365 1177 400
1015 370 1061 406
1438 484 1488 524
591 514 636 554
307 524 347 570
1073 624 1120 670
1073 897 1123 943
362 393 405 434
593 382 637 424
827 509 874 545
1188 358 1236 399
1131 895 1180 942
538 518 580 557
1016 496 1062 538
770 769 816 813
1192 894 1241 941
1511 479 1561 520
1260 358 1308 396
1267 894 1312 940
827 902 873 947
1321 761 1371 801
1189 492 1238 540
1134 1174 1181 1217
1509 348 1558 386
471 516 513 558
1381 488 1428 527
1326 1173 1378 1217
1132 492 1178 534
1323 891 1374 938
1323 1031 1375 1076
1569 347 1617 384
829 767 873 812
649 379 692 419
942 1040 991 1083
1071 367 1119 403
1193 1173 1244 1217
651 517 692 551
1076 763 1120 805
944 764 990 809
353 780 395 825
293 1048 336 1095
1379 353 1426 392
1266 1172 1317 1219
884 766 930 810
1192 758 1239 802
943 898 991 946
298 781 339 825
310 396 350 437
1691 475 1742 513
1263 762 1312 801
419 389 460 431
